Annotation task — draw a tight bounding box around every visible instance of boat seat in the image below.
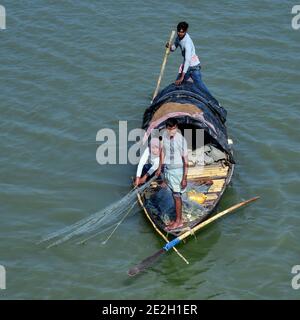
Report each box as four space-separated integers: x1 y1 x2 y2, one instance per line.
187 164 229 179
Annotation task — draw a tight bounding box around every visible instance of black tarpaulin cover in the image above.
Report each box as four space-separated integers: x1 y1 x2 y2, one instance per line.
142 82 234 163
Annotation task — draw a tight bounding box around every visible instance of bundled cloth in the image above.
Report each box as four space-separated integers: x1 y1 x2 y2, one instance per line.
188 144 227 166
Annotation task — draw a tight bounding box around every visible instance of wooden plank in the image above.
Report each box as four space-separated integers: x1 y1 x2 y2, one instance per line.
187 165 228 179
205 193 218 201
202 200 215 207
207 179 225 193
187 165 228 176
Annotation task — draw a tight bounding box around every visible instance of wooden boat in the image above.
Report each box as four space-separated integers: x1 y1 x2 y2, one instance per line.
137 82 235 237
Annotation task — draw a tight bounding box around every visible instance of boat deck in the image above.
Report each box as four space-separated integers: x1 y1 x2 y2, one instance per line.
139 161 234 237
187 163 230 209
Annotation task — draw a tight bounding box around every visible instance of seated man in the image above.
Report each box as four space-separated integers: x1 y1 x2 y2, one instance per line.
156 118 188 230
135 137 160 186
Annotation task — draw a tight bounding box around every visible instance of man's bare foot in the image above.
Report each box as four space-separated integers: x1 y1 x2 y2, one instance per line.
165 220 175 227
205 179 213 186
165 221 183 231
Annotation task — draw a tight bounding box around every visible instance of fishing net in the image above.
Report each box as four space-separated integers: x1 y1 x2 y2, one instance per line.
39 176 156 248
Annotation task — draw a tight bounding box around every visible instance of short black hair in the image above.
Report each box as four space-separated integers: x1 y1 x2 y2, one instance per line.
177 21 189 32
166 118 178 128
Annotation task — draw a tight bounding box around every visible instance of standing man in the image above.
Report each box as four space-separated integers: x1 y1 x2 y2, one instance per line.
166 21 213 97
156 118 188 231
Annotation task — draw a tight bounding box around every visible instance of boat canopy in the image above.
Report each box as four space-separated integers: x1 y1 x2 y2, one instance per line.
142 82 234 163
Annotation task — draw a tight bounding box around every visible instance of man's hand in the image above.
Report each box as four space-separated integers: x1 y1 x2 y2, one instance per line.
181 177 187 189
175 75 184 86
139 175 147 184
134 177 141 186
165 42 170 49
155 167 162 177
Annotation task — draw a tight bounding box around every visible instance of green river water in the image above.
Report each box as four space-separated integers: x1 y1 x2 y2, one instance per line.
0 0 299 299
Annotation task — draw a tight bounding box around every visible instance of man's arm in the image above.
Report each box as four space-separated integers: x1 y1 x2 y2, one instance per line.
135 147 150 186
147 156 160 176
181 155 188 189
139 156 160 184
181 137 188 189
155 146 164 177
175 41 192 85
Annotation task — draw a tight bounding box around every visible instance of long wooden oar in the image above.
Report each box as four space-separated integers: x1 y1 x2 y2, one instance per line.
151 30 176 103
128 196 260 276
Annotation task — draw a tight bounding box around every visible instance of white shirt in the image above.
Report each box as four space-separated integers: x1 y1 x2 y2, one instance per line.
171 33 200 73
161 130 188 169
136 147 159 177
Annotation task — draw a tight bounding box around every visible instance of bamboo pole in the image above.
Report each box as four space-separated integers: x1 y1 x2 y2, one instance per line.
151 30 176 103
177 196 260 242
128 196 260 276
